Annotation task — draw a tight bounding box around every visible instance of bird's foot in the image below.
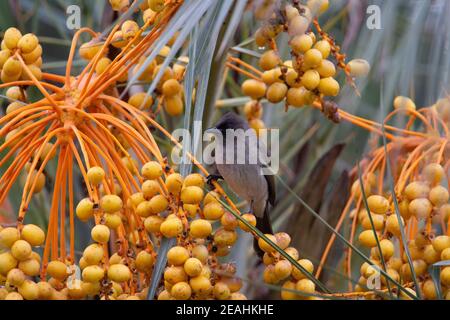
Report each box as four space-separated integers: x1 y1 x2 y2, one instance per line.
206 174 223 188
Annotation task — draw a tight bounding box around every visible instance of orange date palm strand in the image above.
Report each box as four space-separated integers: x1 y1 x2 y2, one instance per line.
0 155 30 207
83 27 160 102
43 72 66 83
389 138 425 188
83 120 148 193
82 121 143 191
94 101 154 165
390 139 441 234
66 27 98 86
98 2 180 81
73 27 116 89
79 124 114 194
82 109 143 179
346 200 360 292
100 95 164 161
378 157 386 195
228 56 264 76
71 121 93 169
68 140 94 200
428 108 448 136
91 146 116 196
0 121 58 199
79 126 141 194
59 144 70 259
40 198 56 278
70 128 117 200
73 129 120 236
51 144 67 261
79 130 146 248
92 112 165 167
10 111 52 130
315 193 355 278
83 140 112 195
310 102 394 140
0 122 51 180
0 101 50 127
0 112 57 151
23 141 61 215
70 150 101 249
66 140 99 267
16 54 62 115
96 100 151 145
94 115 155 171
63 106 146 176
110 126 152 167
383 108 434 134
437 139 448 164
419 107 449 137
80 28 122 100
77 4 177 100
51 145 68 264
82 127 139 202
79 120 143 196
79 125 119 194
0 111 55 151
124 135 151 165
399 144 441 234
345 149 390 289
75 7 158 86
331 107 428 139
382 114 431 138
0 80 64 95
325 282 414 298
226 62 262 81
405 113 418 131
364 146 388 175
81 143 115 265
427 108 437 131
79 17 155 92
93 107 162 163
396 140 438 193
0 128 48 204
310 101 428 139
317 145 389 279
68 150 75 262
19 127 66 219
77 24 121 98
0 121 49 168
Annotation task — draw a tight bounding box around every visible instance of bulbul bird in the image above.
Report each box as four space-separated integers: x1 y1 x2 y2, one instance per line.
205 112 275 258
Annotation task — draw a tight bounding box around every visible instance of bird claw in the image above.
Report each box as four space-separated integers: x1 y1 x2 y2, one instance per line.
206 174 223 187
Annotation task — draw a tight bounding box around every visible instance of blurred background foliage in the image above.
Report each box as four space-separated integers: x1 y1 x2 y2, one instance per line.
1 0 450 296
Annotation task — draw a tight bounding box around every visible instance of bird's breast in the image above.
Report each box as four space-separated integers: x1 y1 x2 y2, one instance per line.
216 163 268 205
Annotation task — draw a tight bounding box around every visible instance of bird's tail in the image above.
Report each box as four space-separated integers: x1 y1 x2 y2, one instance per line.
253 203 273 259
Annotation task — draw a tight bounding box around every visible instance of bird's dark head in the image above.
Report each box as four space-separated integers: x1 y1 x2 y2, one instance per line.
207 112 249 135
